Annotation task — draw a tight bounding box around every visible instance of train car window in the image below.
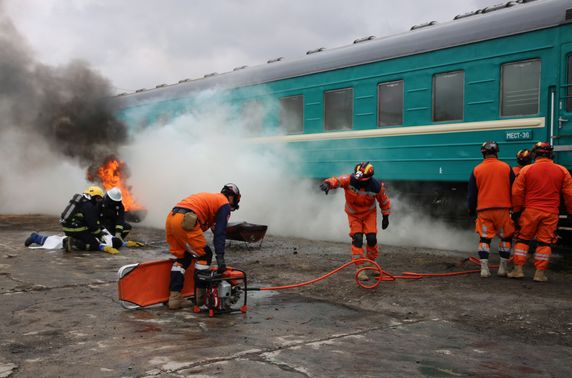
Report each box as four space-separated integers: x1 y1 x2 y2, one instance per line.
501 59 540 117
567 55 572 112
324 88 353 130
279 95 304 134
433 71 464 122
378 80 403 126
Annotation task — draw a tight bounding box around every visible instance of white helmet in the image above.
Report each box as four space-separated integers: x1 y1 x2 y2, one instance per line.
107 187 122 202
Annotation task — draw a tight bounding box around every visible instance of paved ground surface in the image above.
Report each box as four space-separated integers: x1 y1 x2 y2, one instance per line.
1 215 571 377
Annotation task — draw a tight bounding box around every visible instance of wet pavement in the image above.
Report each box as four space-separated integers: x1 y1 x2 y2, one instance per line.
1 215 571 377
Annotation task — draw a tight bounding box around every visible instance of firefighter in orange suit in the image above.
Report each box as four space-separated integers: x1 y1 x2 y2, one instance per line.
509 142 572 282
320 162 391 281
512 149 532 177
165 183 241 309
467 141 515 278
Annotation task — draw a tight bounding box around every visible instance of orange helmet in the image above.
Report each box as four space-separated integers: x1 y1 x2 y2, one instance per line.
354 161 374 181
480 141 499 156
516 149 532 166
532 141 553 158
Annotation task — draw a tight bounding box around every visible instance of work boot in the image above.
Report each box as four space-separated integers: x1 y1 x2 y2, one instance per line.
168 291 191 310
356 269 369 281
480 259 491 278
533 270 548 282
24 232 39 247
507 265 525 279
497 257 508 277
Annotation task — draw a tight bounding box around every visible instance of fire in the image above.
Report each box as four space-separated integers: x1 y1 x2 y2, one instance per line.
94 157 144 212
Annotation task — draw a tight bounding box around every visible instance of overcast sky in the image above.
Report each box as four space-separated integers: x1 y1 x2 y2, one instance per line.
4 0 497 94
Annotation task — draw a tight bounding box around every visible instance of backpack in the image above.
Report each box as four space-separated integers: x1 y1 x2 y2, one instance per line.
60 194 85 224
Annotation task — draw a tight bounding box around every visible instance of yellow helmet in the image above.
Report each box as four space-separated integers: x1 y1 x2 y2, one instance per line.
83 186 104 198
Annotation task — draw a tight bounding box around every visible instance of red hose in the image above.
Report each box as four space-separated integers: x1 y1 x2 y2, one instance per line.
253 256 492 291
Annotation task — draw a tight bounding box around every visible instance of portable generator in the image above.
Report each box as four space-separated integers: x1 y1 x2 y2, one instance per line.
193 267 248 317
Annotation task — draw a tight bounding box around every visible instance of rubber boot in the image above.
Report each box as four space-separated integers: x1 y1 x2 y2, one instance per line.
533 270 548 282
507 265 524 279
357 268 369 281
168 291 191 310
497 257 508 277
480 259 491 278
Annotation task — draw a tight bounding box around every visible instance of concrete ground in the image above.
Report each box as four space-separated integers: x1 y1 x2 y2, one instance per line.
1 215 571 377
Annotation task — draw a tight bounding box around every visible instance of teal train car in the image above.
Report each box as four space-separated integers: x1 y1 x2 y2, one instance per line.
113 0 572 217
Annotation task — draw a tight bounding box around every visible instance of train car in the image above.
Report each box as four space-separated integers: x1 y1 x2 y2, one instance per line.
113 0 572 222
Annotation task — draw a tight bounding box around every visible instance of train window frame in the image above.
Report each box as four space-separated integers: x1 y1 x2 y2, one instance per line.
324 88 354 131
500 58 541 117
377 80 404 127
432 70 464 122
279 95 304 134
567 54 572 112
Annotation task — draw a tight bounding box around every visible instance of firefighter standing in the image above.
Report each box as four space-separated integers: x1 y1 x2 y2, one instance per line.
512 149 532 177
467 141 515 277
320 162 391 281
509 142 572 281
165 183 241 310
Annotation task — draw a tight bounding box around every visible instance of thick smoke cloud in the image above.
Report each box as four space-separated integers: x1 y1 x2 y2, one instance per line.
0 0 126 167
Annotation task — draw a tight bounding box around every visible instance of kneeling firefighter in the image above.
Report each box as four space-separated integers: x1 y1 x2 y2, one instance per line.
320 162 391 281
165 183 241 310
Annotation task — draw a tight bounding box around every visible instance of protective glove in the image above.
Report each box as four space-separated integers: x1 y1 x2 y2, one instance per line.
319 182 330 195
216 255 227 274
511 211 522 224
100 245 119 255
382 215 389 230
125 240 145 248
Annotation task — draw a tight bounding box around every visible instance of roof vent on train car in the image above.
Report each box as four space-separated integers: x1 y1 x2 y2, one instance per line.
203 72 217 78
482 2 516 13
135 88 145 93
410 21 437 31
353 36 375 44
454 9 482 20
233 65 248 71
155 84 167 88
178 79 191 83
267 57 284 63
517 0 538 3
116 92 127 96
306 47 325 55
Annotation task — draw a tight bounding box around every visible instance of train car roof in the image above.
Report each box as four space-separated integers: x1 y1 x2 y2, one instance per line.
115 0 572 106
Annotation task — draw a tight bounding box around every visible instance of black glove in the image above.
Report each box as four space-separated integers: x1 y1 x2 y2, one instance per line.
382 215 389 230
216 255 227 273
511 211 522 224
319 182 330 195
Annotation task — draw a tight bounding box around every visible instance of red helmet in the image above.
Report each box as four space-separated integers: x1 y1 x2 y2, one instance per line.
480 141 499 155
532 141 553 158
221 183 241 211
354 161 374 181
516 149 532 166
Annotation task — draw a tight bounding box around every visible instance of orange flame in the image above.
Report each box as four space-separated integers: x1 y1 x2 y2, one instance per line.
96 159 144 211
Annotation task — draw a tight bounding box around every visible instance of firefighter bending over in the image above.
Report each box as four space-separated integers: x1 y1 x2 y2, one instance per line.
99 187 142 248
467 141 515 277
509 142 572 281
165 183 241 310
320 162 391 281
512 149 532 177
24 186 122 254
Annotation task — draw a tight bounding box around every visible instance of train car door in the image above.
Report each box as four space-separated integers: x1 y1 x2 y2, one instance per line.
554 43 572 165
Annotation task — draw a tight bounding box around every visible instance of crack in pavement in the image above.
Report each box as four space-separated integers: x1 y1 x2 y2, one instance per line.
151 319 427 376
0 280 116 295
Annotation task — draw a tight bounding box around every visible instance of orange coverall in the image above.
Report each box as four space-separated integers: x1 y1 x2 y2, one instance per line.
467 157 515 258
324 174 390 263
512 158 572 270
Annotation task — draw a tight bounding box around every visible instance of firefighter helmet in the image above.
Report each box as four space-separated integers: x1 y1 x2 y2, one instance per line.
354 161 374 181
83 186 104 198
532 141 553 158
516 149 532 166
106 187 122 202
480 141 499 156
221 183 241 211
